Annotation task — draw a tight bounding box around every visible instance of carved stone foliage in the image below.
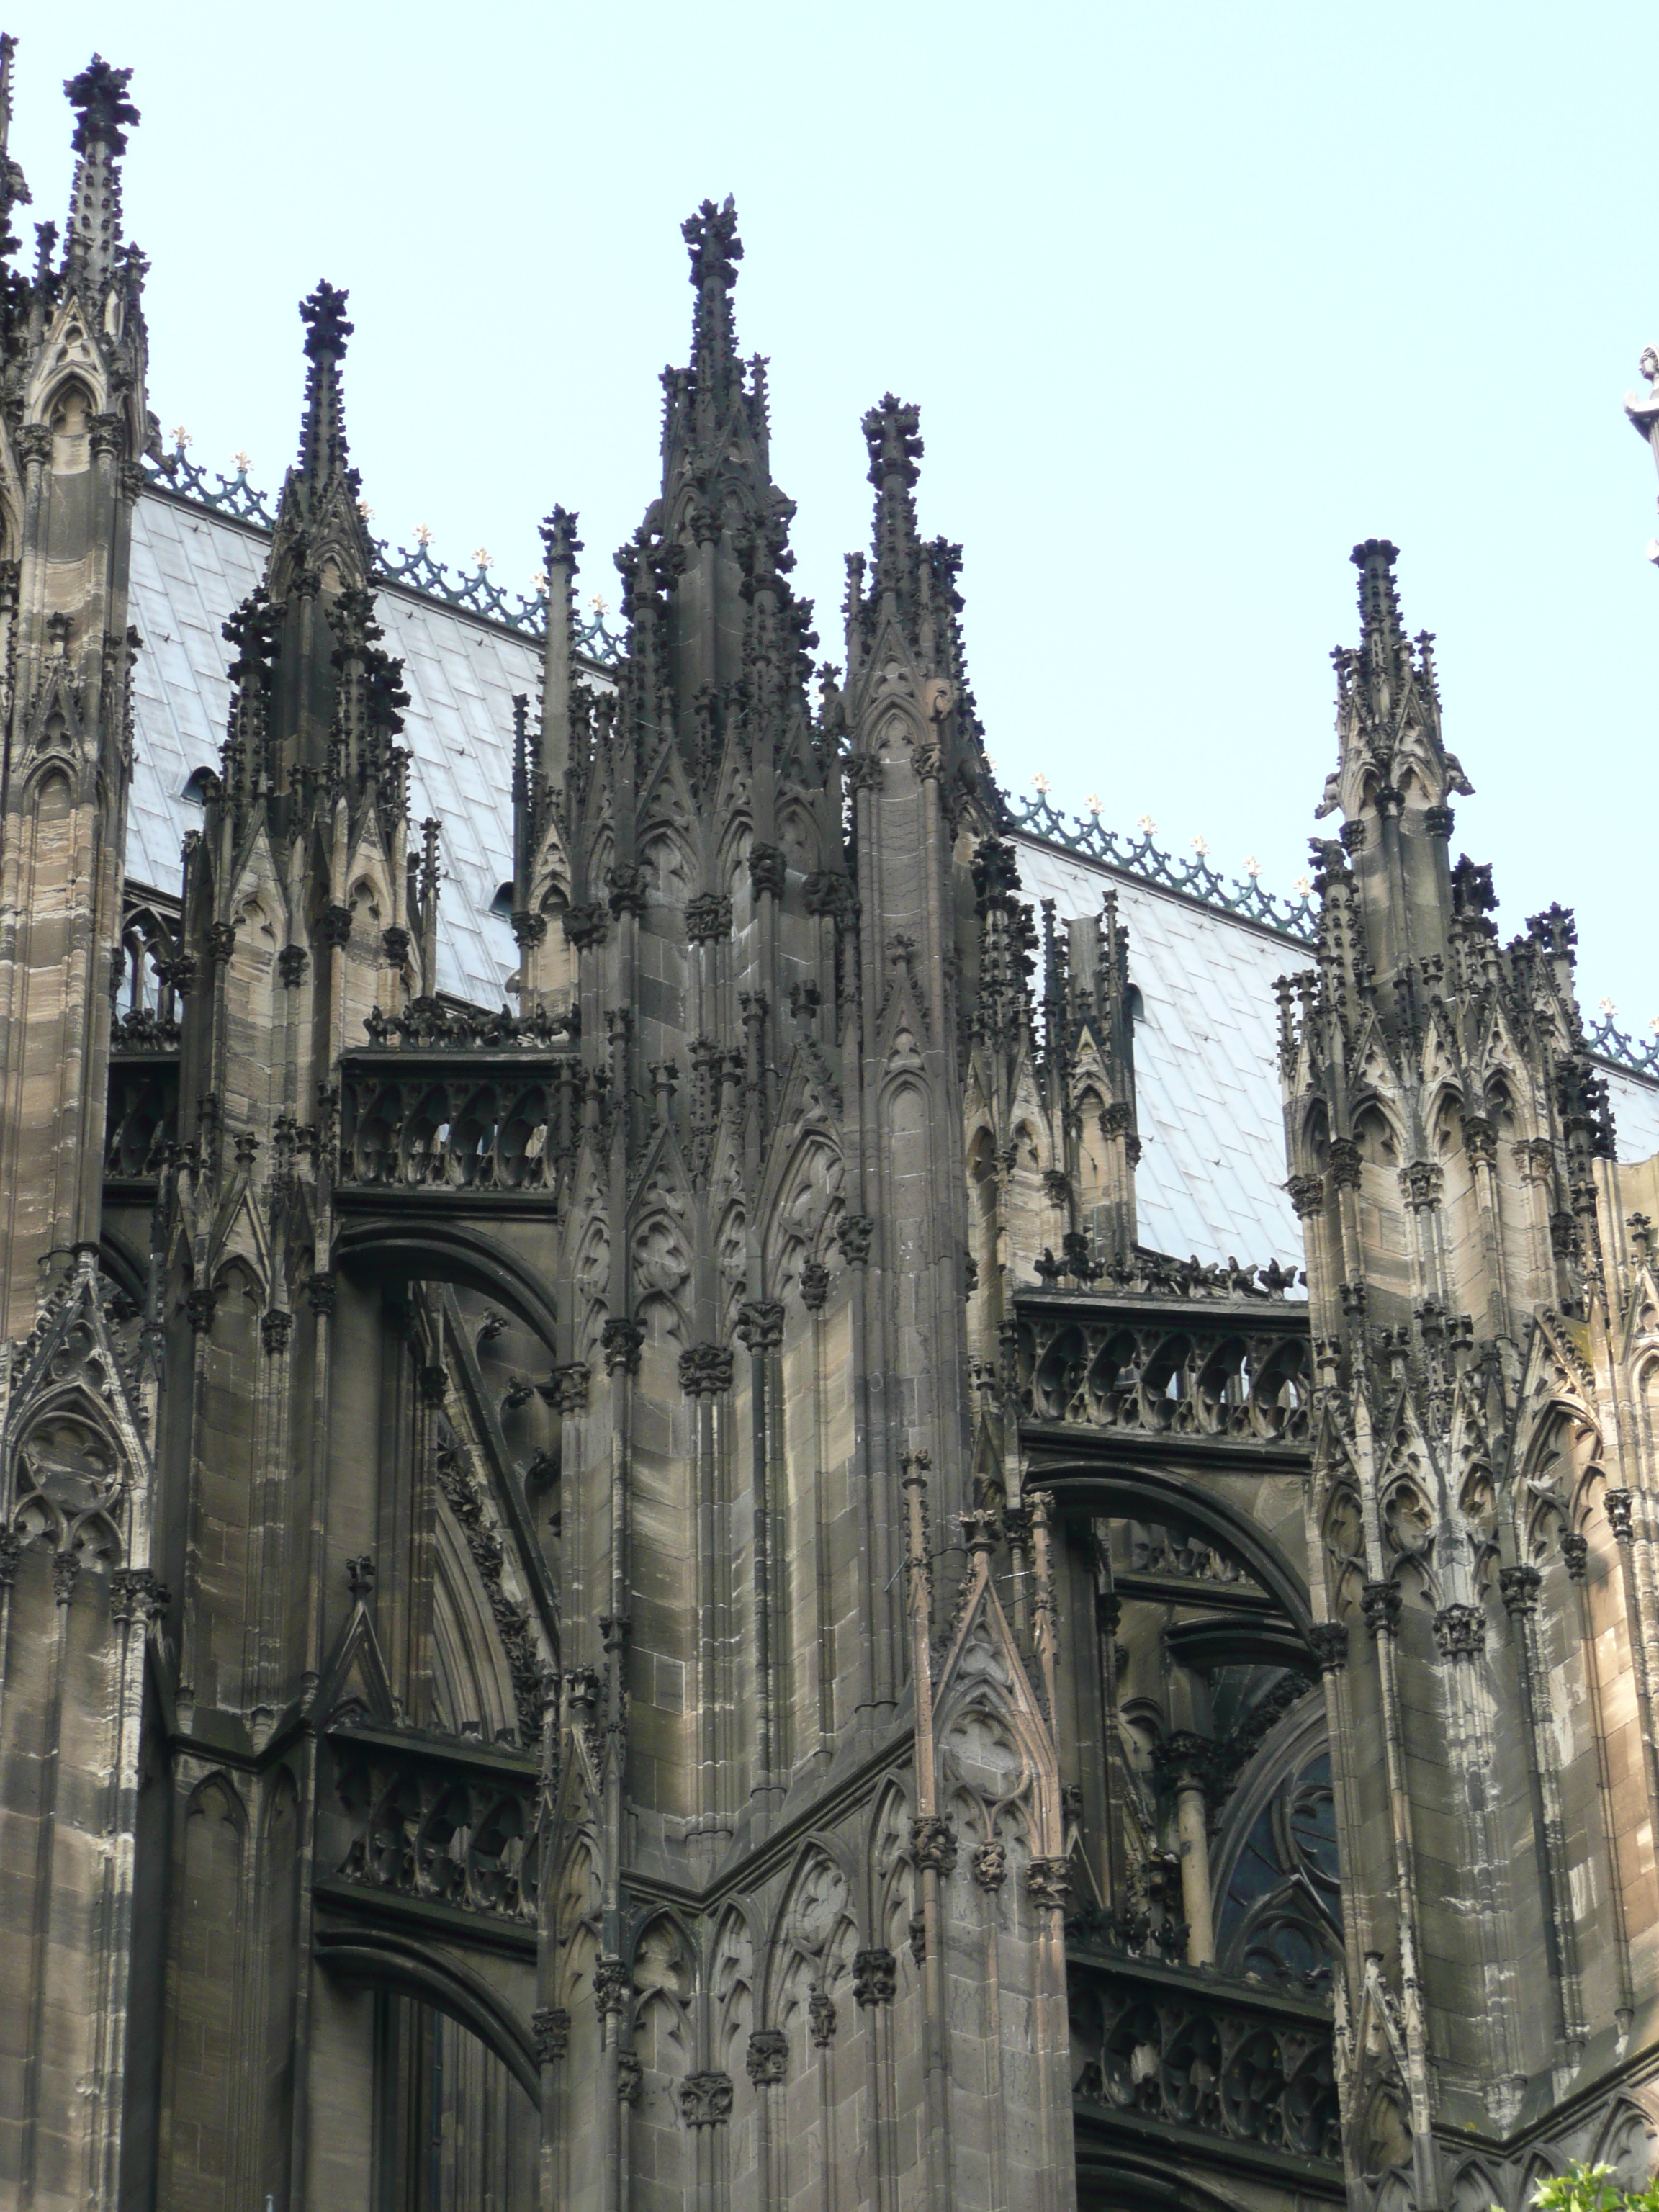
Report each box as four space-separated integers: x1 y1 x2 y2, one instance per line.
1069 1954 1341 2167
678 2071 733 2126
337 1056 580 1195
331 1735 539 1923
433 1433 547 1743
1017 1304 1311 1447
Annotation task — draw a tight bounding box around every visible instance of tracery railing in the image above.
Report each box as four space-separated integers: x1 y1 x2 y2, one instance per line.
1014 1294 1313 1449
1007 788 1320 943
336 1050 583 1197
1068 1945 1341 2171
327 1725 540 1928
143 442 626 664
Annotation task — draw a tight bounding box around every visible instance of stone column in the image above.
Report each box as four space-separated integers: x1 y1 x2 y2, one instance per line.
1157 1732 1215 1967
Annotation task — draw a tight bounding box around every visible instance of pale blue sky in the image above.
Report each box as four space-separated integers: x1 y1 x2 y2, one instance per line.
9 1 1656 1025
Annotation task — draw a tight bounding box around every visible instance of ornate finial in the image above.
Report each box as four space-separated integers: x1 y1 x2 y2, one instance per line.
682 193 742 290
61 55 138 289
680 195 744 409
63 54 138 155
863 392 923 493
300 279 353 361
540 505 583 568
1350 537 1404 646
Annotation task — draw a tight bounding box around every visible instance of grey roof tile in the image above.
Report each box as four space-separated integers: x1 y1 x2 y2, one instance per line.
125 497 1659 1257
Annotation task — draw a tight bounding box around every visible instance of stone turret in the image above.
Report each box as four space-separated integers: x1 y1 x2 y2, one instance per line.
1281 541 1652 2202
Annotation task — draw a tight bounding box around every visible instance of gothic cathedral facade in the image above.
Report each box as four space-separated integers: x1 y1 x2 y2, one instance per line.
4 48 1659 2212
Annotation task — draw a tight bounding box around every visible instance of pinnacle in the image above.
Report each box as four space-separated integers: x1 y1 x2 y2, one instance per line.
1350 536 1404 645
300 279 353 361
64 54 138 155
682 194 742 292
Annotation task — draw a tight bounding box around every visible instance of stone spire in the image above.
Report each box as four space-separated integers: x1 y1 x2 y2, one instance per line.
683 192 743 421
0 36 30 266
60 53 137 295
862 392 925 634
269 280 372 588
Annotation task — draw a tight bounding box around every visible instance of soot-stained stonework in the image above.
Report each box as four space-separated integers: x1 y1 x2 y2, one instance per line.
5 40 1659 2212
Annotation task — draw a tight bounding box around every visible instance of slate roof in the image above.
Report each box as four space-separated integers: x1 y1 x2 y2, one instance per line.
126 491 1659 1271
130 490 545 1007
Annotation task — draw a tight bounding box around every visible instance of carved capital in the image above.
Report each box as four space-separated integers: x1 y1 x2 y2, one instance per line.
1562 1532 1589 1581
851 1948 896 2007
562 902 608 950
511 909 547 948
185 1285 217 1334
601 1319 643 1377
381 925 410 967
910 1815 958 1875
418 1362 449 1407
1498 1564 1542 1617
110 1567 169 1624
549 1361 590 1413
205 920 238 967
593 1956 631 2015
319 903 353 950
747 842 786 899
746 2028 788 2085
1154 1730 1215 1797
1398 1160 1442 1210
605 863 648 919
17 421 53 468
1285 1172 1325 1218
617 2050 643 2104
845 752 884 794
1025 1856 1072 1911
52 1551 81 1607
836 1214 875 1266
531 2006 570 2064
1310 1619 1349 1672
736 1299 785 1353
277 944 308 988
1327 1138 1362 1190
971 1840 1008 1890
346 1555 376 1602
804 870 856 921
800 1260 831 1313
1361 1579 1401 1637
1423 804 1455 840
1606 1488 1636 1545
1460 1115 1498 1169
808 1990 837 2046
678 2070 734 2126
307 1271 336 1317
685 891 732 943
1339 817 1367 853
1433 1601 1486 1658
678 1343 734 1397
261 1308 294 1356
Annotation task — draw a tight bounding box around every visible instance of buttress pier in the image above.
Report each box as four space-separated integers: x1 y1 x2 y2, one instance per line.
4 45 1659 2212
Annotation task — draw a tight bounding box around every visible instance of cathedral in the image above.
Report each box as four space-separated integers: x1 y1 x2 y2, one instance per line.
6 44 1659 2212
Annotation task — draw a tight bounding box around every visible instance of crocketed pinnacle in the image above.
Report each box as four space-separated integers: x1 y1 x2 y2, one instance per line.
863 393 925 621
297 281 354 488
0 37 27 265
683 194 743 417
62 53 137 292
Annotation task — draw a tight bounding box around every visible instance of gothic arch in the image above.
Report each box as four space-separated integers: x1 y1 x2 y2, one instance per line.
1025 1460 1316 1642
334 1219 559 1352
313 1927 538 2100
